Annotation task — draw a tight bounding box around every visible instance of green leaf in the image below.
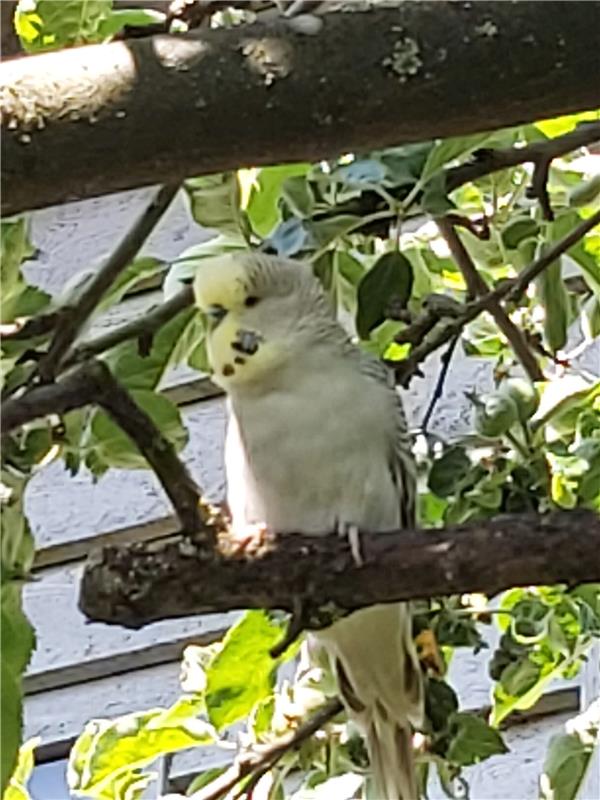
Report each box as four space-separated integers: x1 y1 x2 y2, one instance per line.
87 391 187 471
420 173 454 215
309 215 362 248
185 173 244 235
96 8 166 38
281 175 315 218
1 219 50 324
67 698 214 798
377 142 434 187
4 738 39 800
535 111 600 137
186 767 229 795
15 0 112 51
428 446 471 498
245 164 311 237
205 611 286 730
501 217 540 249
0 475 36 795
537 256 569 353
421 132 496 182
569 174 600 208
446 713 508 766
540 706 599 800
534 380 600 437
104 307 199 390
1 219 35 295
355 252 413 339
96 257 165 313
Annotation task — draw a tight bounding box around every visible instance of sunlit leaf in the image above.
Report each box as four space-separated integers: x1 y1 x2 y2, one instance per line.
4 738 40 800
185 173 244 235
245 164 311 237
15 0 112 51
68 698 214 798
540 701 600 800
205 611 287 730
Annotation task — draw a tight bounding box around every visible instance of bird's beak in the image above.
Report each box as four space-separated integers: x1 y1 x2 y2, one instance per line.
205 304 227 327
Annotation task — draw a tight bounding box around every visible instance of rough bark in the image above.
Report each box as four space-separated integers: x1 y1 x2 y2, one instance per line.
79 510 600 629
3 1 599 215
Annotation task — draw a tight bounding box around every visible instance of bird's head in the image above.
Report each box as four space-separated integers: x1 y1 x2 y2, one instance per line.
193 251 329 390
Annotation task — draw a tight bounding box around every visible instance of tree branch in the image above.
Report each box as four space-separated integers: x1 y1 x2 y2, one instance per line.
62 285 194 368
36 183 180 381
435 215 545 382
3 2 600 214
190 699 343 800
79 510 600 628
446 121 600 195
393 209 600 386
94 362 214 540
1 359 219 540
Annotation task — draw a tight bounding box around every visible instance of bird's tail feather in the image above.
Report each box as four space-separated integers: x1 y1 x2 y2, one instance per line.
313 603 423 800
366 715 417 800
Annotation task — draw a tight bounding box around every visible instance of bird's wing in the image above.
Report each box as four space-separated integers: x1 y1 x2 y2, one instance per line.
359 352 417 529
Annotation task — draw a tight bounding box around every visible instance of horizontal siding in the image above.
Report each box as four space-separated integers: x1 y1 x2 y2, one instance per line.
24 558 238 690
22 187 210 296
25 399 227 551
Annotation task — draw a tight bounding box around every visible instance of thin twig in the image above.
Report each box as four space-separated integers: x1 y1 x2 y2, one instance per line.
420 334 459 433
527 154 553 221
393 209 600 386
95 362 208 539
62 286 194 368
190 699 343 800
436 216 544 382
270 595 306 659
1 360 105 430
0 311 62 341
446 122 600 194
36 184 180 381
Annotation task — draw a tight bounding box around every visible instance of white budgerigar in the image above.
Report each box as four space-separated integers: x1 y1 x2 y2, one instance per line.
194 252 424 799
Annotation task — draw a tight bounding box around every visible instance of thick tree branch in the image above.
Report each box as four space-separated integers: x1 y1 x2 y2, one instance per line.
435 215 545 382
79 510 600 628
393 209 600 386
36 184 180 381
2 2 600 215
191 698 343 800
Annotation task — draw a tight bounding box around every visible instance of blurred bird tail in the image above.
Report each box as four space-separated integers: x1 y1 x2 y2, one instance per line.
366 715 417 800
313 603 423 800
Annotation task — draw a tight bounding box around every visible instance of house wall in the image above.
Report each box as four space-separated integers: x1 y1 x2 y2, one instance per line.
19 186 598 799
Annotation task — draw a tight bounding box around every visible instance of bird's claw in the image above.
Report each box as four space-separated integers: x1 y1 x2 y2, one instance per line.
338 522 364 567
230 522 271 555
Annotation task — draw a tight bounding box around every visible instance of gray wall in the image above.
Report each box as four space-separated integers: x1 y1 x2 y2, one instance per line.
20 187 598 798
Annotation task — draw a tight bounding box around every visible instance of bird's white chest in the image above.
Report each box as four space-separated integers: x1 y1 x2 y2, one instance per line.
225 370 400 534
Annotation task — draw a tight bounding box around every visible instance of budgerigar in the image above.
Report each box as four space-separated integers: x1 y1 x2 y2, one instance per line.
194 252 424 799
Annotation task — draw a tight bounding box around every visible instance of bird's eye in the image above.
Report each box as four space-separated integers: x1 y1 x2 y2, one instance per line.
245 296 260 307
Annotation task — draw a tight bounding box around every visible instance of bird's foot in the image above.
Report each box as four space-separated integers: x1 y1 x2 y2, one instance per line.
229 522 271 556
338 522 364 567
